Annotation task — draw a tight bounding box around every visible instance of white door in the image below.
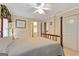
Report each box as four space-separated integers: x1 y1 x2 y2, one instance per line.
63 15 77 50
3 18 9 37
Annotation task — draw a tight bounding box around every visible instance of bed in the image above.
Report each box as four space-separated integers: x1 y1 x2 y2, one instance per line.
0 37 64 56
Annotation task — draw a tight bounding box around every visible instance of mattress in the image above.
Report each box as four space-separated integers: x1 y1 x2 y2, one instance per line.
0 37 14 54
8 37 64 56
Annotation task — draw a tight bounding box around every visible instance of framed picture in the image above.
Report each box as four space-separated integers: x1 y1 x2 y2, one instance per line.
16 19 26 28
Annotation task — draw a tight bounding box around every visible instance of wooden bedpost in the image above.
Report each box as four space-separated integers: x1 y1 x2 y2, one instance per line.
1 16 3 38
60 16 63 48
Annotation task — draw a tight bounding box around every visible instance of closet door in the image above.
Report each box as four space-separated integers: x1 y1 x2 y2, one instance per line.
63 15 77 50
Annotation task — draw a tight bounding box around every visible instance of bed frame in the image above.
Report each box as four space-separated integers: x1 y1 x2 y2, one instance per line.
41 17 63 48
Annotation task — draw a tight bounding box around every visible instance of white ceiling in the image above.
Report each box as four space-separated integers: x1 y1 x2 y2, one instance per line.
3 3 79 20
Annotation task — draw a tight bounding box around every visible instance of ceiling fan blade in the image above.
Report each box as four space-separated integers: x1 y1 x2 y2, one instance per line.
32 9 45 15
37 9 45 14
40 3 45 8
43 8 51 10
32 10 38 14
41 10 45 15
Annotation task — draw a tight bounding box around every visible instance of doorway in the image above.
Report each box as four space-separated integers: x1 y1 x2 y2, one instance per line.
32 21 38 37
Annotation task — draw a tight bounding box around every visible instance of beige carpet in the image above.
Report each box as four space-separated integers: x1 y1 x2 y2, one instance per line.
64 48 79 56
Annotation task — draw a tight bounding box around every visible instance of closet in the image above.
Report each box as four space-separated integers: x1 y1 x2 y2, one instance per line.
63 14 79 51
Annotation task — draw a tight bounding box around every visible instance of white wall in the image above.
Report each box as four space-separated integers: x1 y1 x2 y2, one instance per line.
12 15 32 39
46 17 55 34
77 15 79 51
37 22 41 37
46 16 59 35
41 22 45 33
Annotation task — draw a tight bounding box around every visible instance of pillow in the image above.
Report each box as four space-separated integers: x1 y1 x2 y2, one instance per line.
0 37 14 53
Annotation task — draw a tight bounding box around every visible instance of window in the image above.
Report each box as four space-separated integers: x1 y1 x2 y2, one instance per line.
3 18 9 37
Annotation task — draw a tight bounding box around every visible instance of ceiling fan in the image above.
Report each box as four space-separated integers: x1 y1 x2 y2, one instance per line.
27 3 51 14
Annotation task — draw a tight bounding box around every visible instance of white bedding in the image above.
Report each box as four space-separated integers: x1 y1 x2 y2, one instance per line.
0 37 14 54
8 37 64 56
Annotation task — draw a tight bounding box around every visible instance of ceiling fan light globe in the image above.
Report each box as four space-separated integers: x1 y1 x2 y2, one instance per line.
38 9 44 14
